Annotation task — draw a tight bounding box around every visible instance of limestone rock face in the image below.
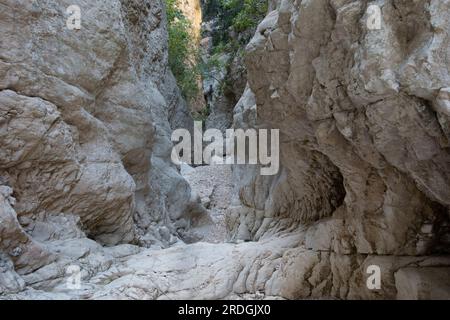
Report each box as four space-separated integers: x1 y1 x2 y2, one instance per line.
0 252 25 295
229 0 450 298
0 186 53 275
1 0 450 301
180 0 203 41
395 267 450 300
0 0 197 269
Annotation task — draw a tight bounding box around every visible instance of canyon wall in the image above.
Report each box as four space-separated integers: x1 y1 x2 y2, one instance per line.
229 0 450 299
0 0 200 279
1 0 449 300
180 0 203 41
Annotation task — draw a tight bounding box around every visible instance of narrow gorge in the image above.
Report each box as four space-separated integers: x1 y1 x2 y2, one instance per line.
0 0 449 300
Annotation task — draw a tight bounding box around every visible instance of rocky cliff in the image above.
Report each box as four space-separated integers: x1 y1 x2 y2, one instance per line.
230 0 450 299
0 0 449 300
0 0 200 285
180 0 203 41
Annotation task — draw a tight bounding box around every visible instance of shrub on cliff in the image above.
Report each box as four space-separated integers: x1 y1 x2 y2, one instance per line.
205 0 268 46
226 0 268 34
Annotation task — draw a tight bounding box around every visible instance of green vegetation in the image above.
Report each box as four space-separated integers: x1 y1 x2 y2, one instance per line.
202 0 268 99
165 0 268 108
204 0 268 47
165 0 201 102
225 0 268 33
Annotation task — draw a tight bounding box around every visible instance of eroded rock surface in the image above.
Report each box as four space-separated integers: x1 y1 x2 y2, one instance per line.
0 0 200 276
229 0 450 298
1 0 450 300
182 162 232 244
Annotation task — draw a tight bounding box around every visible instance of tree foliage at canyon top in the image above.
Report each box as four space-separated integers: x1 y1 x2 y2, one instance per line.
165 0 202 102
165 0 268 103
204 0 268 46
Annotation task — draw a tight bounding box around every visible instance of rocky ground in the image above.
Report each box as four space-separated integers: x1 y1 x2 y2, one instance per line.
182 162 232 244
0 163 296 300
3 160 449 299
0 162 297 300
